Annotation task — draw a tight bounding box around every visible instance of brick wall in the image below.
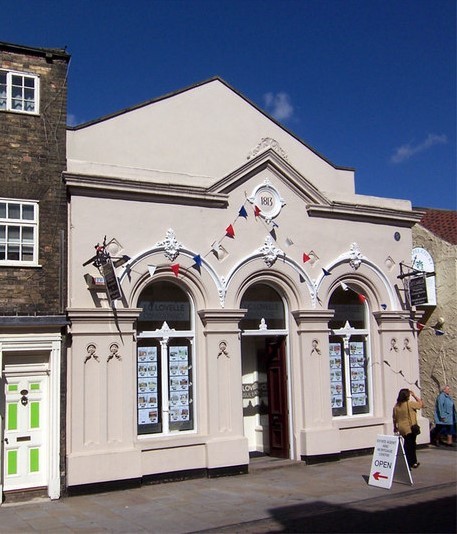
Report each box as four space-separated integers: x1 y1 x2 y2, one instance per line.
0 45 70 315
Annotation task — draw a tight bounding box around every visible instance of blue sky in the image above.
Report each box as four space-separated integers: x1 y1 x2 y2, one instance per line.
2 0 456 210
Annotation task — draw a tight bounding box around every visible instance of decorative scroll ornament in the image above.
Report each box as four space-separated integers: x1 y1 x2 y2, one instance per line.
155 321 175 342
247 137 288 160
349 242 363 270
311 339 322 356
107 342 122 362
156 229 182 262
259 235 283 267
219 277 227 308
84 343 99 364
218 341 229 359
259 318 268 330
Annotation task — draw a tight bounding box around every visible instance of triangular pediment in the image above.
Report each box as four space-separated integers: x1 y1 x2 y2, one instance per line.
209 147 332 207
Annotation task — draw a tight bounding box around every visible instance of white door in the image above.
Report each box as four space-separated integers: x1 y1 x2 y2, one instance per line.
3 374 48 491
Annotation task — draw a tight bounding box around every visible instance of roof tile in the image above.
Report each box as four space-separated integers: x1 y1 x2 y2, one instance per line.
419 209 457 245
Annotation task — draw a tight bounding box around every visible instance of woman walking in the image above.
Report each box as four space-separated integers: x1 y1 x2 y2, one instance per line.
434 385 456 446
393 388 424 469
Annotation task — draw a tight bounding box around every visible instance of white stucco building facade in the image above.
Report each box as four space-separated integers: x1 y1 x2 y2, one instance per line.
64 78 426 491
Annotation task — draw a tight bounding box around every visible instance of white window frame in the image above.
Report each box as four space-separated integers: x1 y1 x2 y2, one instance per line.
137 326 196 437
329 302 373 419
0 199 39 266
0 70 40 115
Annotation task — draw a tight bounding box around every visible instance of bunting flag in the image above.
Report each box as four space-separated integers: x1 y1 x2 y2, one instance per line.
285 237 294 247
382 361 420 388
192 254 202 273
270 228 277 241
171 264 180 277
211 241 220 256
239 206 248 219
147 265 157 277
339 281 371 307
225 224 235 238
303 253 310 263
254 205 261 217
408 318 444 335
322 268 331 276
381 304 387 310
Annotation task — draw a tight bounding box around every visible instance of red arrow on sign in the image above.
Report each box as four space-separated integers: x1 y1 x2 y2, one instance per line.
373 471 388 480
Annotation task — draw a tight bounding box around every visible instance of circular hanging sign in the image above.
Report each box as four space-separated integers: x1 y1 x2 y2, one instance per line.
248 180 285 221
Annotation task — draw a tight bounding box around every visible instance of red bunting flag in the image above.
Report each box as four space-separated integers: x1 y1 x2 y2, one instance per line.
226 224 235 238
171 264 180 277
358 294 367 303
416 322 425 332
303 253 311 263
254 205 261 217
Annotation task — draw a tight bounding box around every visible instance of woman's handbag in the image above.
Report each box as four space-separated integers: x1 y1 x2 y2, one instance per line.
408 403 421 435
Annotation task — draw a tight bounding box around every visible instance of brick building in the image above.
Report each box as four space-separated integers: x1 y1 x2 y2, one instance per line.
0 42 70 500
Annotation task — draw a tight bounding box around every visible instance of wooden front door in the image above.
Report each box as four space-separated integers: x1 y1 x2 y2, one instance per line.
266 337 289 458
3 373 48 491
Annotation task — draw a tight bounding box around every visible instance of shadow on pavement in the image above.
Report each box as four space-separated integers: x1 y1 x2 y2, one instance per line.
268 493 456 533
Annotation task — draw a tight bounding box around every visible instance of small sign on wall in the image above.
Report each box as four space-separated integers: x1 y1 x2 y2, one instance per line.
411 247 436 306
408 275 428 306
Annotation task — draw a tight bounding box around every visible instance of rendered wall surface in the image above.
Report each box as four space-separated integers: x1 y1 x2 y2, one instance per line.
413 223 457 423
64 79 426 488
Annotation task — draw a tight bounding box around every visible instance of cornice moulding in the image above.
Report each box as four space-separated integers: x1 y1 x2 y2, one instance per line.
63 173 229 208
307 203 423 226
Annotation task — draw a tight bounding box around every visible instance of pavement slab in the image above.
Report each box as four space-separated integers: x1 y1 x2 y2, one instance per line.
0 445 455 533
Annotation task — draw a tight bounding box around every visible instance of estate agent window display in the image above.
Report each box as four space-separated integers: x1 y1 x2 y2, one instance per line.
136 281 194 436
328 286 371 417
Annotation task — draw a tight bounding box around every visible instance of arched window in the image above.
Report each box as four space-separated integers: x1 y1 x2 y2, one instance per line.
136 281 194 435
328 286 371 417
240 283 285 331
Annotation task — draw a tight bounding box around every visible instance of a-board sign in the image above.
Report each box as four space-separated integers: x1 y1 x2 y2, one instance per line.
368 435 413 489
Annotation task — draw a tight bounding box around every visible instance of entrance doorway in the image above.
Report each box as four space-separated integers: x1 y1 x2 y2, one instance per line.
240 283 289 458
241 336 289 458
3 372 49 491
0 336 61 500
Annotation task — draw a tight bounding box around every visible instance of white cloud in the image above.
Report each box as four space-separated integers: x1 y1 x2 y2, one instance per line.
390 133 447 163
263 92 294 121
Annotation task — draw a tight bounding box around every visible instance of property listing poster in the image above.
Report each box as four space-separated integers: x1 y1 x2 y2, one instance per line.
329 342 344 409
349 341 367 408
137 346 159 427
168 346 191 425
